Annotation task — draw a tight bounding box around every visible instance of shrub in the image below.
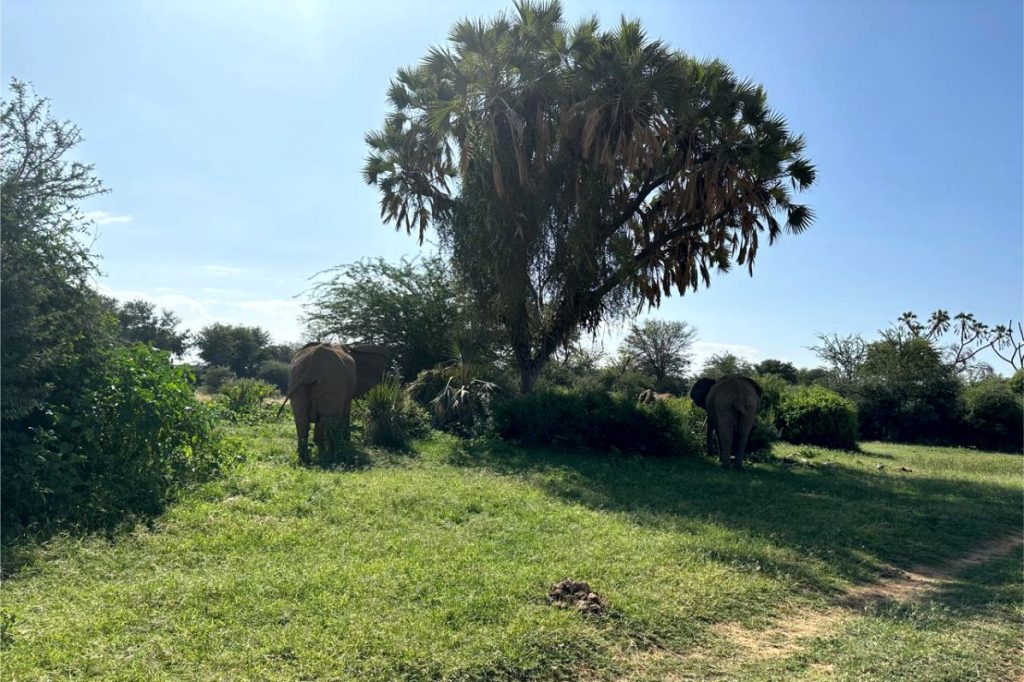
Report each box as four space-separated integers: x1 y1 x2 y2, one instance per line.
214 378 277 423
200 365 236 393
960 379 1023 452
778 385 858 450
2 345 228 531
410 361 499 436
257 360 290 393
748 413 782 453
357 379 431 449
492 389 700 457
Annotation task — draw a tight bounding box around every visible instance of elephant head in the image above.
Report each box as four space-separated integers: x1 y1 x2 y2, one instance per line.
282 342 388 463
689 375 762 470
346 344 389 398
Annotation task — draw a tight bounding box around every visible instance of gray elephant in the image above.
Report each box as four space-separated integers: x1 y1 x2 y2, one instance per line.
278 342 388 463
638 389 673 404
689 376 762 470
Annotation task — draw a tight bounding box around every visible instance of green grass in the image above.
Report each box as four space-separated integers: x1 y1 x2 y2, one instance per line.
2 422 1021 681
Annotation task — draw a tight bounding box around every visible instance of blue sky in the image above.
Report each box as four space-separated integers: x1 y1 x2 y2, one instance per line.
3 0 1022 371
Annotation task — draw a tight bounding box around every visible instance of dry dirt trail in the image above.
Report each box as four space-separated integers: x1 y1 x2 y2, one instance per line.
716 532 1024 659
610 532 1024 680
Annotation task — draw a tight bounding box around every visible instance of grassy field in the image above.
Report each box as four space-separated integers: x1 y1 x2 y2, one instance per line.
2 420 1021 681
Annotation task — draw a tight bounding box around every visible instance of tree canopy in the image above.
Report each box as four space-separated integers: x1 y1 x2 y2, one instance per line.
304 256 498 382
620 319 696 385
194 323 271 377
106 298 191 358
1 79 112 427
364 1 815 391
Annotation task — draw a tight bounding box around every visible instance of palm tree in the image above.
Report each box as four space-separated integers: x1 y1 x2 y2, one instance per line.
365 0 815 392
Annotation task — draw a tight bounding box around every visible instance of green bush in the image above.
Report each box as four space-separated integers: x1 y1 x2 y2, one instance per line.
1009 369 1024 396
960 379 1023 452
854 338 961 443
492 390 699 457
410 365 500 437
778 385 858 450
213 378 278 423
357 379 431 449
2 345 228 531
200 365 236 393
748 413 782 453
256 360 290 393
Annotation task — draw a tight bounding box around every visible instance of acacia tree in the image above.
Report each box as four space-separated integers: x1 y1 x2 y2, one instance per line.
620 319 696 385
364 1 815 392
1 79 111 428
106 298 191 358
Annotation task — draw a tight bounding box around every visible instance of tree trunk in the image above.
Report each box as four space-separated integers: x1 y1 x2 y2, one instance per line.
518 360 540 394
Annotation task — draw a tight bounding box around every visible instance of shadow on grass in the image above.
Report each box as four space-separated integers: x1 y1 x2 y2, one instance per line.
444 439 1022 593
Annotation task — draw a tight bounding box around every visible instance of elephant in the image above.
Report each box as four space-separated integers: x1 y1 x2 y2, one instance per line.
638 389 673 404
278 342 388 463
689 375 762 470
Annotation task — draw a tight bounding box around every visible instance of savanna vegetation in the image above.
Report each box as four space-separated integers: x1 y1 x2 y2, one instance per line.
2 3 1021 680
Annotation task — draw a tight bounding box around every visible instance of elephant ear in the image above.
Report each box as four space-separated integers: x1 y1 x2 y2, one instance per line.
689 378 716 410
349 345 388 398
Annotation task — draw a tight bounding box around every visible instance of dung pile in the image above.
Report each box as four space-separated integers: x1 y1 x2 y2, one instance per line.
547 579 606 615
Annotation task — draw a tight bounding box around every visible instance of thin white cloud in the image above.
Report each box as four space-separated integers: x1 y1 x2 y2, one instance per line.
83 210 132 225
692 341 761 369
204 265 245 277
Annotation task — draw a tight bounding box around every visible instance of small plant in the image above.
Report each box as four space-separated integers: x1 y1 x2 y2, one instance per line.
214 379 277 423
410 344 501 435
357 378 430 449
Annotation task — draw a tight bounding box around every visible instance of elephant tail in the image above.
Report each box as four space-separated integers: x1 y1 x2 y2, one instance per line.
276 380 316 418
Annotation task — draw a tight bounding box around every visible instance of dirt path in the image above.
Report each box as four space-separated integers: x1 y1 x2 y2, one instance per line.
605 534 1023 679
714 533 1024 660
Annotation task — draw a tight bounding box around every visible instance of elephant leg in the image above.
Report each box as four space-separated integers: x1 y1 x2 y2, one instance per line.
292 392 311 465
732 409 757 470
716 411 737 469
705 420 718 459
314 419 326 452
341 399 353 441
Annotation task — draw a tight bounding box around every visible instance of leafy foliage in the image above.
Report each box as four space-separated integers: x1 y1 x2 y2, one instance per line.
699 352 755 379
305 256 496 382
755 359 798 384
809 333 867 394
199 365 237 393
365 1 815 391
1 79 111 432
493 390 699 457
958 379 1023 453
357 378 431 449
777 385 859 450
855 337 961 443
256 360 290 393
214 379 278 423
0 82 227 532
2 345 227 531
410 345 500 436
194 323 271 377
105 297 190 357
620 319 697 386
